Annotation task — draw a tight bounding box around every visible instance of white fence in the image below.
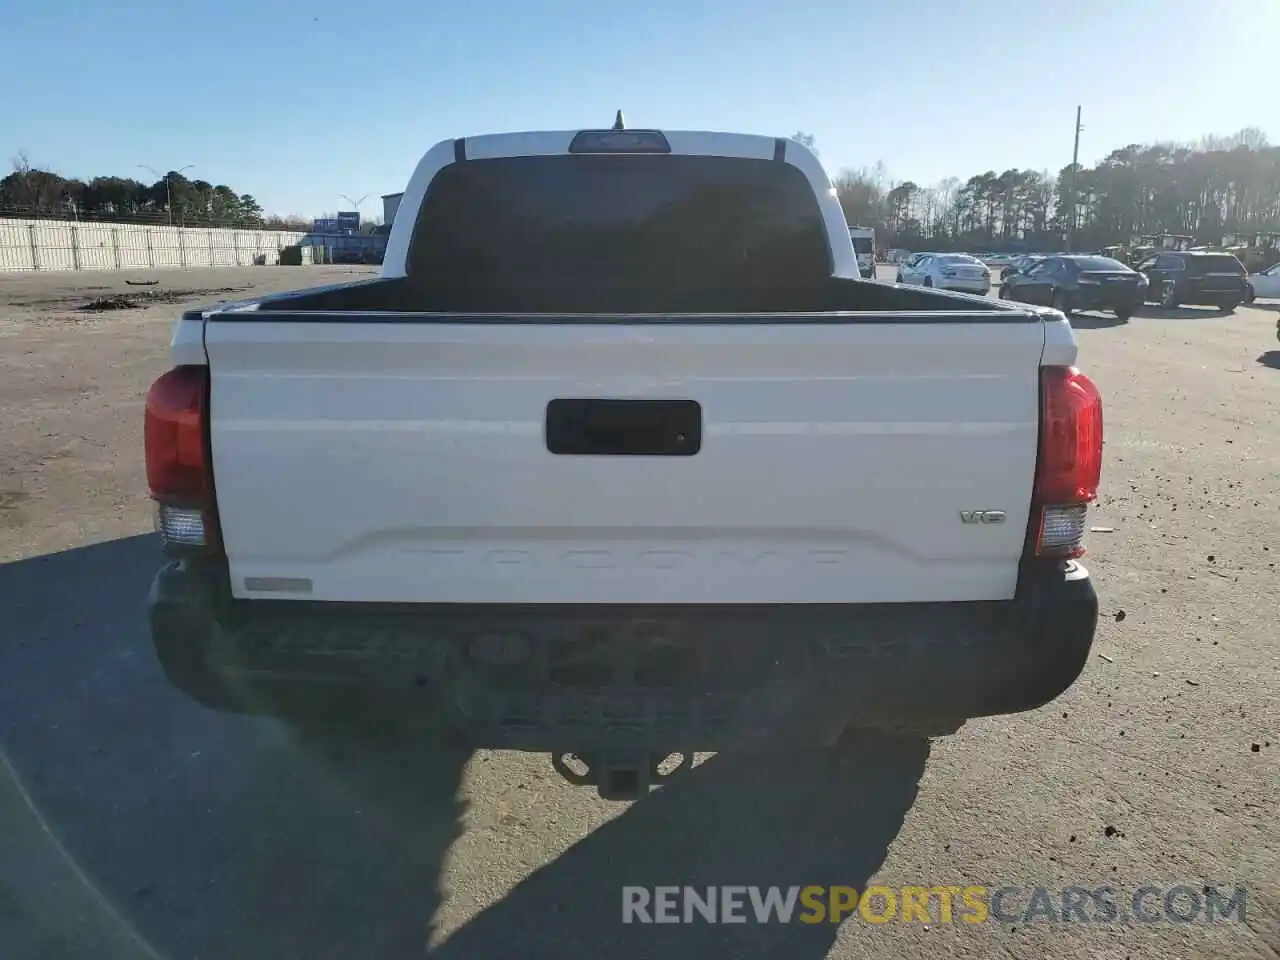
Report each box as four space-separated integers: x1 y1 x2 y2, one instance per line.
0 219 309 272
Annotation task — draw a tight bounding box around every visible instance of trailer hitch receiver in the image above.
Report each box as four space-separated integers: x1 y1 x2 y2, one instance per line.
551 751 694 801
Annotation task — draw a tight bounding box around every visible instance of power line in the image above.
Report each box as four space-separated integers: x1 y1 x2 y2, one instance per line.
139 163 193 225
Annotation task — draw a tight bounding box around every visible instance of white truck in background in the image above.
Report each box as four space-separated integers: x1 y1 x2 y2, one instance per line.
849 225 876 278
146 121 1102 800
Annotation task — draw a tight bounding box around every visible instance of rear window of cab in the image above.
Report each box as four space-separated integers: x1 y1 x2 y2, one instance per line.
1184 255 1245 275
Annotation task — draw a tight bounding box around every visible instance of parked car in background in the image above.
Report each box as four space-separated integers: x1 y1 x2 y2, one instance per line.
1245 261 1280 302
897 253 991 294
1002 254 1047 281
1135 251 1248 311
1000 255 1146 320
894 252 931 282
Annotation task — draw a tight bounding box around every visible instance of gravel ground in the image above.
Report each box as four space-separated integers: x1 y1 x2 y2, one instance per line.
0 264 1276 959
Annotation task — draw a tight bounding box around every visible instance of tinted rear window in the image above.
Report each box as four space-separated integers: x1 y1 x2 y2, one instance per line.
407 155 832 291
851 237 873 254
1070 256 1130 271
1185 255 1245 275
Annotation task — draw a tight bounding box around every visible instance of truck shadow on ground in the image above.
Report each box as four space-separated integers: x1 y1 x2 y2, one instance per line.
1134 305 1243 320
1 534 929 960
1065 311 1128 329
0 534 469 960
1257 351 1280 370
429 736 930 959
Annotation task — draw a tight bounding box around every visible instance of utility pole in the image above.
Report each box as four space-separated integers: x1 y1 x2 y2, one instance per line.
1066 106 1082 253
140 163 193 225
339 193 369 233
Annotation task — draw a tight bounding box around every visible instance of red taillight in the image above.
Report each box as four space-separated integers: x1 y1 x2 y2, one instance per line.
1033 366 1103 558
145 366 218 552
145 366 209 502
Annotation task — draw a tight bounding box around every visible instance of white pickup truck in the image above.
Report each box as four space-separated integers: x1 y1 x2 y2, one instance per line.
146 123 1102 800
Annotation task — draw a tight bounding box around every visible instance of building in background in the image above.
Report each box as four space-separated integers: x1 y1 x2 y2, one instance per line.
312 211 360 235
297 229 386 264
382 193 404 228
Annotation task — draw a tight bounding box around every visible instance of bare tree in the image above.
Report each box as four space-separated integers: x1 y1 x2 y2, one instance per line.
789 132 819 156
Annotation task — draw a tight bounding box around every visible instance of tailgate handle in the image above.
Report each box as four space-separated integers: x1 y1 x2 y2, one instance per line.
546 399 702 456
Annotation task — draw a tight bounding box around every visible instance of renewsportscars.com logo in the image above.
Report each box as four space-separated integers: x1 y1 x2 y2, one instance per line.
621 885 1249 925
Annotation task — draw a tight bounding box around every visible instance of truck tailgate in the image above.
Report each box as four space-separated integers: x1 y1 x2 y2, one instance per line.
204 315 1045 604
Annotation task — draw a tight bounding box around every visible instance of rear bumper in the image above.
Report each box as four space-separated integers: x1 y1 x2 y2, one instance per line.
1071 293 1141 311
1173 281 1247 304
149 558 1099 750
941 279 991 295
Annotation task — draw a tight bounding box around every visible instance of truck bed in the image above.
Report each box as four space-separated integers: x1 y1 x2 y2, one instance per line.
227 274 1009 317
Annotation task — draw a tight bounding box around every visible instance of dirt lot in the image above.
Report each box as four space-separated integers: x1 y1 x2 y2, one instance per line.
0 267 375 563
1 265 1277 959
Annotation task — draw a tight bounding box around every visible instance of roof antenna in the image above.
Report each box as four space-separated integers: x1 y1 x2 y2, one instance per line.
612 109 625 131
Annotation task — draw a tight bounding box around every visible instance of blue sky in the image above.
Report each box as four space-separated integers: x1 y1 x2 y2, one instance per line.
2 0 1275 218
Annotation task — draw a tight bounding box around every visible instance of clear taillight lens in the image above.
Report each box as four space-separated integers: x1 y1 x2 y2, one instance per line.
1037 504 1089 556
155 504 206 547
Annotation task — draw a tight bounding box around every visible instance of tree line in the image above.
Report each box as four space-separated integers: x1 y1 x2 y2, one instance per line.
796 128 1279 252
0 153 311 232
9 127 1277 246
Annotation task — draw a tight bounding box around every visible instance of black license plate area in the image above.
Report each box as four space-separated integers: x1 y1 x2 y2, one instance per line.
546 399 702 456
